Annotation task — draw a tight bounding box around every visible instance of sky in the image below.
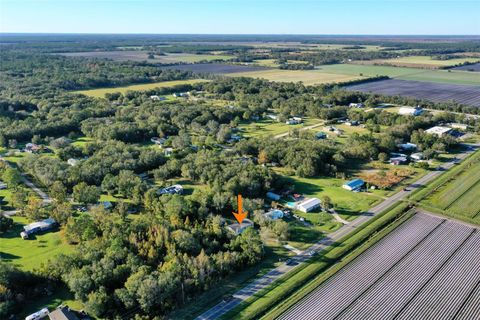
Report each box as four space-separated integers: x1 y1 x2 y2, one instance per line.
1 0 479 35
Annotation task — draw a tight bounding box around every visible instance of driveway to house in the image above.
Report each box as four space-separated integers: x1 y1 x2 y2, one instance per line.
21 174 52 204
195 144 479 320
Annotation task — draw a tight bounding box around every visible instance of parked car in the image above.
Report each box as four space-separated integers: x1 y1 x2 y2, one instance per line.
286 259 298 266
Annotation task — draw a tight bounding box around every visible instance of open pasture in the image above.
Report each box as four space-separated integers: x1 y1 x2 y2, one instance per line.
278 213 480 320
227 69 364 85
0 216 74 271
56 50 234 63
353 55 479 69
73 79 208 98
421 153 480 222
346 79 480 107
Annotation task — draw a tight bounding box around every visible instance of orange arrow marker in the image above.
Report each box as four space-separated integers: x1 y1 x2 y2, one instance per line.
233 194 248 224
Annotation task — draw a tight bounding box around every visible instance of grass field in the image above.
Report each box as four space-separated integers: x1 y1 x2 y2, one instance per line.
0 216 74 271
419 151 480 223
252 59 309 68
228 69 364 85
229 63 480 86
354 55 480 69
73 79 209 98
319 64 480 86
239 118 322 137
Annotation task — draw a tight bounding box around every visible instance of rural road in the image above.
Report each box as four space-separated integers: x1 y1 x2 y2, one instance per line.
274 122 325 139
195 144 479 320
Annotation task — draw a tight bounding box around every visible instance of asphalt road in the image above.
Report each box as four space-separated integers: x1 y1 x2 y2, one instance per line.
195 144 479 320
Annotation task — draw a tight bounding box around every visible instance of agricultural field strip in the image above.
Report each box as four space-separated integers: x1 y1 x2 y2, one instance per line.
278 215 480 320
395 230 480 320
452 62 480 72
345 79 480 107
432 163 480 209
277 214 444 320
446 181 480 218
335 221 473 320
454 282 480 320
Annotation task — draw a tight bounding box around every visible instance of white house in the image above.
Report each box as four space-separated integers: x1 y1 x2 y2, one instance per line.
410 152 424 161
21 218 57 239
286 117 302 125
398 106 423 116
398 143 417 151
296 198 321 213
349 103 365 108
158 184 183 195
425 126 452 137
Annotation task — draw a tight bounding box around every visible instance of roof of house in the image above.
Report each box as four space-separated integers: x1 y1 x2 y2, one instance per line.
344 178 365 189
49 306 79 320
297 198 321 209
23 218 56 233
425 126 452 136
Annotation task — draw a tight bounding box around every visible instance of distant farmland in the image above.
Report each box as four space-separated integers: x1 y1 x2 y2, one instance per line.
56 51 235 63
452 62 480 72
73 79 208 98
346 79 480 107
278 213 480 320
352 55 480 69
226 69 364 85
160 63 270 74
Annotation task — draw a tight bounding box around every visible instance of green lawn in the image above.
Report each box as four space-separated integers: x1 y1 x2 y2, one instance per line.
0 216 74 271
239 118 322 138
276 172 382 221
73 79 209 98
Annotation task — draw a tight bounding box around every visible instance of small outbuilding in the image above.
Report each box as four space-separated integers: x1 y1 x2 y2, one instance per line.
264 209 284 220
398 106 423 116
343 179 365 191
158 184 183 195
266 191 281 201
425 126 452 137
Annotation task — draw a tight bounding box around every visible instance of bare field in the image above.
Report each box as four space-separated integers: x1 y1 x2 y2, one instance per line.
346 79 480 107
56 51 234 63
278 213 480 320
226 69 364 85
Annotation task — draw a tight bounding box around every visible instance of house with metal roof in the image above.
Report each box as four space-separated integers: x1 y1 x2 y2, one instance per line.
296 198 321 213
21 218 57 239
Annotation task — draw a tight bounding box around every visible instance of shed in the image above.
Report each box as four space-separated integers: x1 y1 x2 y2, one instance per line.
264 209 284 220
266 191 281 201
343 179 364 191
